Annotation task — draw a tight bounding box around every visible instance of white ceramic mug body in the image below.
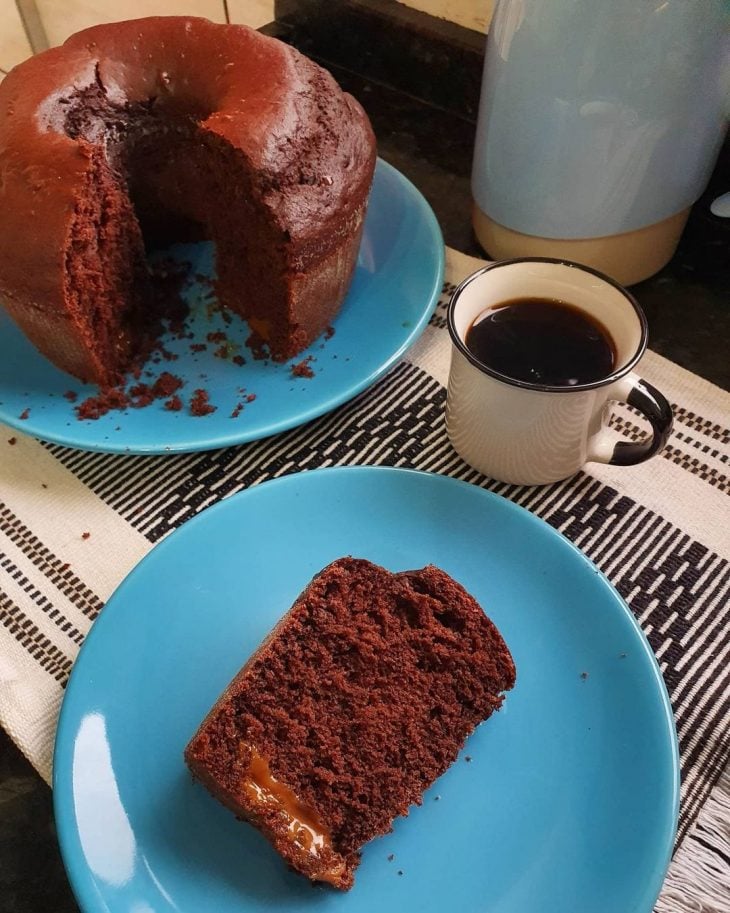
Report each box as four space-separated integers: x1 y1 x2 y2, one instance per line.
446 259 672 485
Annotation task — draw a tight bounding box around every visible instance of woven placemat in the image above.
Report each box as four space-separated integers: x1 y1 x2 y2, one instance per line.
1 248 728 911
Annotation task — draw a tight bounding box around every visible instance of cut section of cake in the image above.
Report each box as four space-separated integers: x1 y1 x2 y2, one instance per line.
184 557 516 889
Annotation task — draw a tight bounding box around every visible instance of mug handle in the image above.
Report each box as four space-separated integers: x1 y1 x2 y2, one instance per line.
587 372 673 467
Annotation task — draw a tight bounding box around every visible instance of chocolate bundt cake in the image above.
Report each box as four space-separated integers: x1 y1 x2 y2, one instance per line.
185 557 516 889
0 17 376 385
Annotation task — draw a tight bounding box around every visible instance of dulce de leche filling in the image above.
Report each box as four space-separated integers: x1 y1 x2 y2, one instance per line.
243 746 344 884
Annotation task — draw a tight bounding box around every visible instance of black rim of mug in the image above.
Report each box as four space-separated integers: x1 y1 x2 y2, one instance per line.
446 257 649 394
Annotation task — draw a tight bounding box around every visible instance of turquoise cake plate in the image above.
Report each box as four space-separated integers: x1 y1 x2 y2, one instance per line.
54 466 679 913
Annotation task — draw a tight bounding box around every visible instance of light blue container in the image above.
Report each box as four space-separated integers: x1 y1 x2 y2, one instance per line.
472 0 729 283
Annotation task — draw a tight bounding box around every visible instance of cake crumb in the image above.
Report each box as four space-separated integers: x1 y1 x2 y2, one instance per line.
206 331 226 344
465 755 472 763
152 372 183 397
63 390 77 402
246 393 256 403
190 389 216 416
129 383 154 408
434 795 441 801
231 402 245 419
387 854 395 862
106 388 131 409
7 437 16 445
76 387 128 419
19 408 30 420
232 354 246 366
191 343 207 353
325 325 335 339
164 394 183 412
41 483 48 489
397 870 404 876
580 671 589 680
81 532 90 540
214 342 239 360
291 356 315 379
76 372 183 420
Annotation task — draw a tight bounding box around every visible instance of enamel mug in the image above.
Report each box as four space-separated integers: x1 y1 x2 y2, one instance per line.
445 259 673 486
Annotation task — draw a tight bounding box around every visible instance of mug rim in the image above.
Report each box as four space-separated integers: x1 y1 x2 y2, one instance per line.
447 257 649 393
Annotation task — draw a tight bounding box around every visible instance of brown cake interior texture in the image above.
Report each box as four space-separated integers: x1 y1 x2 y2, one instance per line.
185 557 516 890
0 17 376 385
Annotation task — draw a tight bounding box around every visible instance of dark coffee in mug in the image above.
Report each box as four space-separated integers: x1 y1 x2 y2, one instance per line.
465 297 616 386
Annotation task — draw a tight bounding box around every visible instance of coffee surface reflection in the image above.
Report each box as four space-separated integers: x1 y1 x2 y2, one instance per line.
465 298 616 387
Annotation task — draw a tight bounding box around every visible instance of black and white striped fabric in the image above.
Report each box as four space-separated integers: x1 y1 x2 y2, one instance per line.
1 249 728 910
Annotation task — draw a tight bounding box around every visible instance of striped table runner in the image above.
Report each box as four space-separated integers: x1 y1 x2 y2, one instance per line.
1 248 728 912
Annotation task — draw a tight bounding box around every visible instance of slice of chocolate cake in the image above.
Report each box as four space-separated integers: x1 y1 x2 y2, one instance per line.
184 557 516 889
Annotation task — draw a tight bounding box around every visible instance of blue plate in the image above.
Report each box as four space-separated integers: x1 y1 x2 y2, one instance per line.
54 467 679 913
0 161 443 454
